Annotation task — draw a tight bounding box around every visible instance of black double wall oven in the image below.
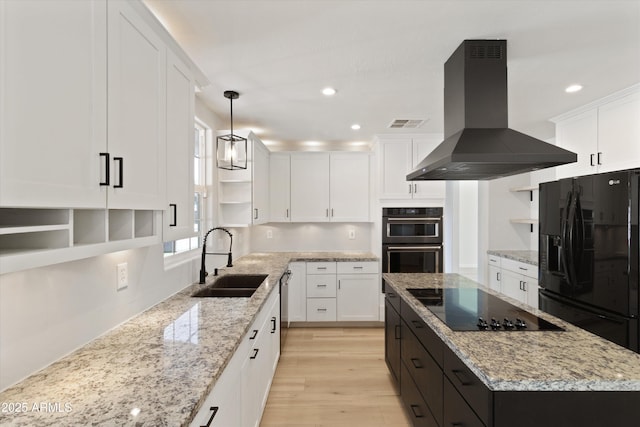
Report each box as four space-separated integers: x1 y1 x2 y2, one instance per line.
382 207 444 289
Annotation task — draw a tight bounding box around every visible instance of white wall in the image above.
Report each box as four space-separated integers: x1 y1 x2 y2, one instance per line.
0 245 197 390
250 223 372 252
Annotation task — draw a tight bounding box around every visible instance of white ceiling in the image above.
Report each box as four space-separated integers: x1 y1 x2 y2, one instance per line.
144 0 640 151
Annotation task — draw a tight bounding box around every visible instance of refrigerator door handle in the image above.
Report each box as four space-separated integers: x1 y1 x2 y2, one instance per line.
560 191 574 287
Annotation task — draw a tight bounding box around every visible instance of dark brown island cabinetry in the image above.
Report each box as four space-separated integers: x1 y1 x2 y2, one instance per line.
384 283 640 427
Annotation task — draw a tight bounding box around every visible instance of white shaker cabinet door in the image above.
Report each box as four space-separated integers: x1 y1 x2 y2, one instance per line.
597 90 640 173
554 109 598 179
252 141 270 224
337 274 379 321
412 136 446 200
379 139 413 199
164 49 195 241
0 0 107 208
107 0 167 209
290 153 330 222
330 153 370 222
269 154 291 222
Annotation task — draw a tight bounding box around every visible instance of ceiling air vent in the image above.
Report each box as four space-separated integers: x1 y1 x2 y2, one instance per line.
388 119 426 129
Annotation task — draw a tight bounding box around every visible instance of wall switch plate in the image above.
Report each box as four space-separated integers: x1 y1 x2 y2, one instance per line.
266 229 273 239
348 229 356 240
116 262 128 290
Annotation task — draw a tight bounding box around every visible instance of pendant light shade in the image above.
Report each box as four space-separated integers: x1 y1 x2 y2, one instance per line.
217 90 247 170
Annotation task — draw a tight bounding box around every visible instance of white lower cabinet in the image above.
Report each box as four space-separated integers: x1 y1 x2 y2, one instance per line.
303 261 379 323
487 255 538 309
191 290 279 427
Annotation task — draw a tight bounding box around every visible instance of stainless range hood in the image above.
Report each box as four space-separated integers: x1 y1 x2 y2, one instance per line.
407 40 576 181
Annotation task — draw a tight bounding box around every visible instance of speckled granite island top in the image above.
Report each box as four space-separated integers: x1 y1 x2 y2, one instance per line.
383 273 640 392
0 252 376 426
487 249 538 266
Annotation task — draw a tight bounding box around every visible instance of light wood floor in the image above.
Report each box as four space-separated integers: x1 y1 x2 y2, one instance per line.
260 327 412 427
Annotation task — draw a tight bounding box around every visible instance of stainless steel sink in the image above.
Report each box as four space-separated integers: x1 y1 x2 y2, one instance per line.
191 274 268 298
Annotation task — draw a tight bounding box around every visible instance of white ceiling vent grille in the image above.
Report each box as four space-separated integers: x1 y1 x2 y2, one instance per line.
388 119 426 129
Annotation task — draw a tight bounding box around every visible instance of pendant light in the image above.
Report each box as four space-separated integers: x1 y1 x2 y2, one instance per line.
216 90 247 170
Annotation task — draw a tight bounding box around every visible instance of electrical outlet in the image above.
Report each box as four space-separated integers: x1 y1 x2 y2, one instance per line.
116 262 128 290
266 229 273 239
348 229 356 240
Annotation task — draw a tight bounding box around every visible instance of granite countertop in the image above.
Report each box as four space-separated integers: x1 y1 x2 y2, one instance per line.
0 251 377 426
383 273 640 392
487 249 538 266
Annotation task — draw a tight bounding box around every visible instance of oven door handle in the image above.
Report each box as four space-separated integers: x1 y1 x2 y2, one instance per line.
386 246 442 250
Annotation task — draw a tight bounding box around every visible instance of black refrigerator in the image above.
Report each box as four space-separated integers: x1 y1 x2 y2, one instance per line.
539 168 639 353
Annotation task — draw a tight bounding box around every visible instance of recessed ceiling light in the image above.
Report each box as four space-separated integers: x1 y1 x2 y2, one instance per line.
351 124 361 130
565 84 583 93
303 141 323 147
322 87 336 96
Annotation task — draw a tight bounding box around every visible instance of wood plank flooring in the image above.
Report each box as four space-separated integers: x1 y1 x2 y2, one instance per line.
260 327 412 427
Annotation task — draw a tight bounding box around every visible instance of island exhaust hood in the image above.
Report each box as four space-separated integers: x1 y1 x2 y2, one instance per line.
407 40 576 181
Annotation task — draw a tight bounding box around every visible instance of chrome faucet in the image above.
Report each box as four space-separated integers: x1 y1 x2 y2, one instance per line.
199 227 233 284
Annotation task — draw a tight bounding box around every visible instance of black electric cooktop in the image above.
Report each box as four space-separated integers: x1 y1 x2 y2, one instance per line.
407 288 564 331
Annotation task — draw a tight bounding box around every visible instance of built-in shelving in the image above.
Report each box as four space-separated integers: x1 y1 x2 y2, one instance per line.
0 208 160 274
509 187 539 232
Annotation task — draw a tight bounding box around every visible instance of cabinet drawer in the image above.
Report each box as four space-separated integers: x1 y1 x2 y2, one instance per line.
443 345 492 426
337 261 378 274
444 377 486 427
401 298 443 367
307 262 337 274
501 258 537 279
400 361 438 427
488 254 501 267
306 274 337 297
306 298 337 321
401 321 443 427
385 283 401 313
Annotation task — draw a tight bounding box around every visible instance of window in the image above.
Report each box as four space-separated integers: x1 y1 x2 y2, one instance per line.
163 119 209 257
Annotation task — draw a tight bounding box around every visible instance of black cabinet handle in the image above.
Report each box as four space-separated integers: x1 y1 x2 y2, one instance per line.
387 292 396 298
249 329 258 340
394 324 401 340
597 152 602 165
169 204 177 226
410 358 423 369
271 317 277 333
99 152 110 186
451 369 474 386
254 208 258 220
411 320 424 329
250 348 259 359
590 153 595 166
200 406 219 427
410 404 424 418
113 157 124 188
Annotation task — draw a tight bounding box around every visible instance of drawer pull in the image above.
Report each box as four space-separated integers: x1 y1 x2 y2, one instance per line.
316 266 327 270
394 325 401 340
250 348 259 359
317 308 327 312
353 266 364 269
271 317 277 333
451 369 474 386
316 284 327 288
200 406 219 427
411 320 424 329
249 329 258 340
387 292 396 298
410 404 424 418
410 358 423 369
518 266 528 271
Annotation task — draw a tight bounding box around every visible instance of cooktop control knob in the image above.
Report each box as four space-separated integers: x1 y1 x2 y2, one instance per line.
515 318 527 329
502 318 514 329
477 317 489 330
490 318 501 330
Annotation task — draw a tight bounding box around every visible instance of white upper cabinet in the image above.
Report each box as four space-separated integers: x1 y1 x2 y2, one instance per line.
378 136 446 201
269 154 291 222
252 141 270 225
107 0 167 210
329 153 370 222
163 49 195 241
554 86 640 179
0 0 107 208
289 152 371 223
290 153 331 222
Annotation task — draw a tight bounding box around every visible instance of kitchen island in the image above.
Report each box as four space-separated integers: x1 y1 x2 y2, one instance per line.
0 251 376 426
383 273 640 427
